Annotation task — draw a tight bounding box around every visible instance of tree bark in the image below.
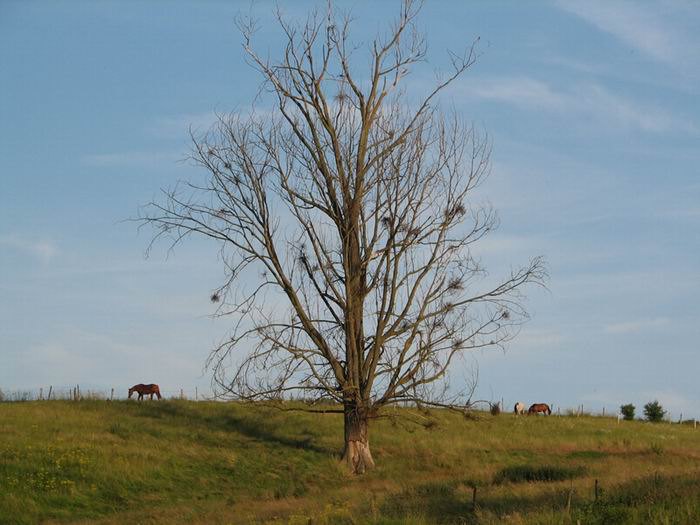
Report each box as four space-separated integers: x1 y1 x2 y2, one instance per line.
342 402 374 474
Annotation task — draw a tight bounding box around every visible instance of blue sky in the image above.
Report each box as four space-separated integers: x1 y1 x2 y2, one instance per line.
1 1 699 417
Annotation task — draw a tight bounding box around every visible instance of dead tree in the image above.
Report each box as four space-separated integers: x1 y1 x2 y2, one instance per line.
140 1 546 474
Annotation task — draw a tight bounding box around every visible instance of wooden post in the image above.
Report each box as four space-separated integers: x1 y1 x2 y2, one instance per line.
557 407 561 416
602 407 605 417
617 414 621 424
195 387 198 401
47 386 52 400
110 388 114 401
39 388 43 401
180 388 184 400
694 420 697 429
471 485 477 510
678 413 683 424
594 479 599 502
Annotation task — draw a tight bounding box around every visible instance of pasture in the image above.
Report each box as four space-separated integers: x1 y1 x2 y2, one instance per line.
1 400 699 524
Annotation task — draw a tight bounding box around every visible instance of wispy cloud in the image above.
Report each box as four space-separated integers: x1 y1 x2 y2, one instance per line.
604 317 670 335
557 1 678 64
148 109 275 140
148 111 220 139
515 328 565 349
468 77 569 111
0 234 58 263
464 76 696 134
556 0 700 83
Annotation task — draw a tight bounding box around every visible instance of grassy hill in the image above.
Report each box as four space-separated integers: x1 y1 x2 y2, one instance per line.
1 400 699 524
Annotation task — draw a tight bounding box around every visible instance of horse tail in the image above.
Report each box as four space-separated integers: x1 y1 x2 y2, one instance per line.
155 386 162 400
547 404 552 415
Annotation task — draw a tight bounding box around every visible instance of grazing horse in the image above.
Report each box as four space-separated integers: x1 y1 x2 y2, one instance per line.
514 402 526 415
128 384 162 400
528 403 551 415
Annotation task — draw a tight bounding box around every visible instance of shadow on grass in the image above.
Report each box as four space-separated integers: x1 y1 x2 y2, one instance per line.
381 471 700 524
381 478 565 524
493 464 585 484
127 401 336 455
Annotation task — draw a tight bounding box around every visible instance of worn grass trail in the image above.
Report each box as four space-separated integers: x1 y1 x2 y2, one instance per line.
1 400 699 524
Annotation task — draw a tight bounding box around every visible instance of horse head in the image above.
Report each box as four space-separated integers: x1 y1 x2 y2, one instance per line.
128 387 134 399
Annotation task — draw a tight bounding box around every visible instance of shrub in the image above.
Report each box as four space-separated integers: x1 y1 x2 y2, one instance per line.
620 403 635 421
490 402 501 416
643 400 666 423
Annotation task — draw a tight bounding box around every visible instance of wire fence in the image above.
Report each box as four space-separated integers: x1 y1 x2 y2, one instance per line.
0 388 697 426
0 385 207 402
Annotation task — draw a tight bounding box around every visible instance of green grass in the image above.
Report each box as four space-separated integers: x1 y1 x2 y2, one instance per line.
1 401 700 524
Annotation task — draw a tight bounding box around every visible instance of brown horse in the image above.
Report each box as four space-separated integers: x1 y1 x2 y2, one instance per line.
128 384 162 400
528 403 552 415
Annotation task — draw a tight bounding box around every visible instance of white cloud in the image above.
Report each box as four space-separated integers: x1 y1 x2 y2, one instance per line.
604 317 670 335
148 111 220 139
556 0 700 87
0 234 58 263
515 328 565 349
467 76 569 111
148 108 275 140
557 1 678 64
463 76 696 134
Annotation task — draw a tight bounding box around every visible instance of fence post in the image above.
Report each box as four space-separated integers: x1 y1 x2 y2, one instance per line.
39 388 43 400
195 387 198 401
47 386 52 400
180 389 184 400
602 407 605 417
110 388 114 401
594 479 599 502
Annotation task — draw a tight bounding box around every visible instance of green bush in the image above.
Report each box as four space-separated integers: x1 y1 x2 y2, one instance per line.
620 403 635 421
643 400 666 422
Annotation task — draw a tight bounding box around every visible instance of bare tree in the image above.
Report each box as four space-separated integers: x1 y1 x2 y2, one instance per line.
140 1 546 474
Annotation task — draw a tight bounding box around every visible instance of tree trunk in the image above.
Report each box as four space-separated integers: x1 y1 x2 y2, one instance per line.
342 402 374 474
